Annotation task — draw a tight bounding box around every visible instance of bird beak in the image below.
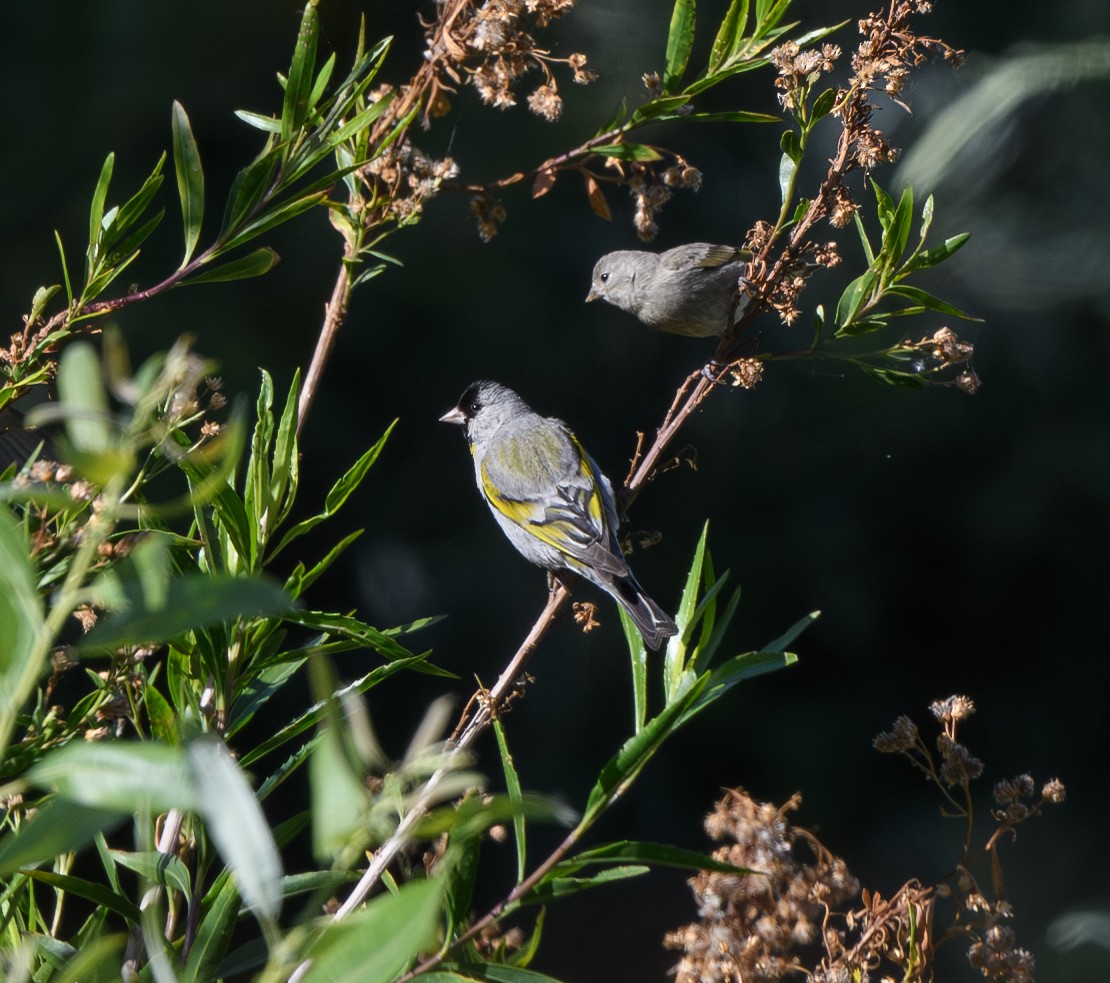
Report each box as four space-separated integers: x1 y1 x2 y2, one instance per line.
585 288 599 303
439 406 466 425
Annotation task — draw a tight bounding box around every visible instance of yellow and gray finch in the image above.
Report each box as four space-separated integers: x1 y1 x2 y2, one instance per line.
586 242 748 338
441 381 677 651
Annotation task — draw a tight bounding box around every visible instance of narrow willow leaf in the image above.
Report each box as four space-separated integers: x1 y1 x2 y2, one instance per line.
309 52 337 111
172 101 205 266
709 0 748 72
630 94 692 124
861 366 927 389
29 284 61 325
547 840 753 877
422 967 565 983
663 0 696 93
906 232 971 270
887 285 979 320
589 142 663 162
220 147 282 237
235 109 282 133
188 735 283 923
677 649 798 727
269 421 395 558
102 156 165 254
88 153 115 260
55 230 74 304
181 873 239 983
834 269 876 328
883 185 915 266
618 606 648 734
665 522 708 701
493 718 527 882
281 0 320 144
185 247 280 285
218 190 328 255
285 529 363 599
270 369 301 525
525 864 650 902
21 869 141 924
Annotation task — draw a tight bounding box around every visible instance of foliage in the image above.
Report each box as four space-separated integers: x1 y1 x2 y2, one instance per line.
0 0 1050 981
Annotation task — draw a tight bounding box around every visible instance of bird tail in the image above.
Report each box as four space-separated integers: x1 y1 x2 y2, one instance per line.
604 575 678 651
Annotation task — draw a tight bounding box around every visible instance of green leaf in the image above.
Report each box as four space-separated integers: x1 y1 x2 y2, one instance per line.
240 654 437 767
21 869 141 924
619 605 648 734
109 849 192 901
882 185 914 267
664 521 709 701
0 507 45 710
27 741 196 813
493 718 527 882
544 840 752 878
188 735 283 924
79 573 291 652
221 147 282 236
811 86 836 122
56 340 112 455
182 872 240 983
218 190 328 255
906 232 971 270
777 151 796 206
663 0 697 93
860 365 926 390
285 529 363 599
780 128 802 163
270 421 395 558
303 878 442 983
834 269 876 328
683 110 780 123
422 968 564 983
589 142 663 162
677 648 799 727
630 94 692 124
87 153 115 260
886 285 978 320
235 109 282 133
0 800 125 875
185 246 279 285
709 0 749 73
270 369 301 526
282 0 320 145
524 864 649 902
310 714 369 862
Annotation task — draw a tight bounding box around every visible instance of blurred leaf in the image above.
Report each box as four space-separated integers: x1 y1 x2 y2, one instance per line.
630 94 691 123
493 718 527 882
664 0 696 93
0 506 44 693
303 878 442 983
22 869 142 924
422 968 565 983
861 365 927 389
42 932 125 983
57 340 112 455
80 573 291 652
682 110 780 123
143 682 177 745
0 800 125 875
310 713 369 862
188 735 283 923
589 142 663 162
282 0 320 144
186 247 279 285
28 741 196 813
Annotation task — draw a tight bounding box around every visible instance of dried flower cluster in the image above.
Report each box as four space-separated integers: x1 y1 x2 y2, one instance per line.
421 0 594 122
898 326 981 394
360 141 460 225
664 789 859 981
668 700 1064 982
770 40 842 111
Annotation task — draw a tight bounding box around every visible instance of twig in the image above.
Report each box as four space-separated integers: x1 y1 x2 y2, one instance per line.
297 243 355 433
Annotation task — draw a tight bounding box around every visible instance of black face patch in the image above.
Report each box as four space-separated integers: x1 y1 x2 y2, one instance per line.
457 381 484 419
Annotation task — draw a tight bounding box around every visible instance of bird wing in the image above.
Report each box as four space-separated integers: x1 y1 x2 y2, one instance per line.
478 424 627 576
660 242 744 271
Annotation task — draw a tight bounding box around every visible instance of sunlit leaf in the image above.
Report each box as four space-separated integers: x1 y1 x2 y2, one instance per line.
186 247 279 285
663 0 696 92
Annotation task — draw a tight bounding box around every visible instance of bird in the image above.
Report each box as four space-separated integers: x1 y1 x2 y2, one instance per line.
586 242 749 338
440 381 677 650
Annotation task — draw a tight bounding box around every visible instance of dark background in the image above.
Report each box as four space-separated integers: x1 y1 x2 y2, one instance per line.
3 1 1109 979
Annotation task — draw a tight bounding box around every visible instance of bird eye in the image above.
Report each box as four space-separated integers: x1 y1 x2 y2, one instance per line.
599 272 610 283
